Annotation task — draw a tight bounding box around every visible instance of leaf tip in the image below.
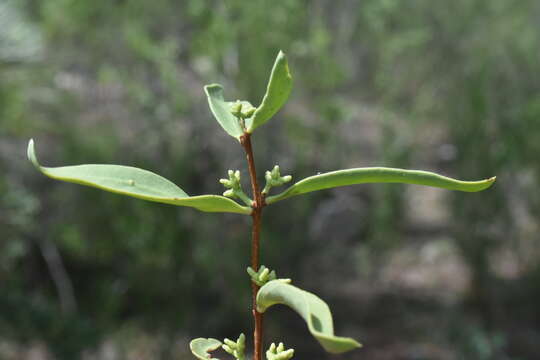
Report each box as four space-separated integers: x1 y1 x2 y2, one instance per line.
277 50 292 80
204 83 224 97
27 138 40 168
481 176 496 190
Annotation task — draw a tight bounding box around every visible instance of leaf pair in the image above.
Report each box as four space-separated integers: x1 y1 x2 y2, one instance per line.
27 139 495 215
205 50 292 138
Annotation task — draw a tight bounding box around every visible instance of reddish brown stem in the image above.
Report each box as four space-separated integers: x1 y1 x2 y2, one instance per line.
240 133 265 360
250 209 263 360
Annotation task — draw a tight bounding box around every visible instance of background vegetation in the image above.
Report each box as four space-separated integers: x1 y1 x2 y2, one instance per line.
1 1 539 359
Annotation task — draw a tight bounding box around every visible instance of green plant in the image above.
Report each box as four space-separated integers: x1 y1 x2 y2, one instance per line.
28 51 496 359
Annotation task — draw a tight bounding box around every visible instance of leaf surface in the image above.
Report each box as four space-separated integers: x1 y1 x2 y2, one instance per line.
204 84 244 139
266 167 496 204
190 338 222 360
246 51 292 133
256 280 361 353
28 140 251 214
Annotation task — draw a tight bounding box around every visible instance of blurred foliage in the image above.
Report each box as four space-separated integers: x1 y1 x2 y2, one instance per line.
1 0 540 359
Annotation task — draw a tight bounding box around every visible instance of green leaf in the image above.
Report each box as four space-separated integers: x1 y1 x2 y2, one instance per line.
204 84 245 139
256 280 361 354
246 51 292 133
266 167 496 204
27 140 251 215
190 338 222 360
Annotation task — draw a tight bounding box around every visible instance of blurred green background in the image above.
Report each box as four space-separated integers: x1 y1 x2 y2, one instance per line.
1 0 540 359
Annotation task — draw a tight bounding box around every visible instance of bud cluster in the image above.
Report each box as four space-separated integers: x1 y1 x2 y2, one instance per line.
231 100 256 119
231 101 256 130
220 170 253 206
247 265 291 287
266 342 294 360
223 333 245 360
262 165 292 195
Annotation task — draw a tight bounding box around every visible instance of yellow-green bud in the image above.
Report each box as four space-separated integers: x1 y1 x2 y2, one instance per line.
231 101 243 117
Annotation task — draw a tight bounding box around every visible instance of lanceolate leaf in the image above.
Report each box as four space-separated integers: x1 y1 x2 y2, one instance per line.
190 338 222 360
27 140 251 214
246 51 292 133
256 280 361 354
204 84 245 139
266 167 496 204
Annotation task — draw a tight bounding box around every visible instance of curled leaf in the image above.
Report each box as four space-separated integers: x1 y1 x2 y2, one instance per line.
190 338 222 360
246 51 292 133
204 84 245 139
266 167 496 204
256 280 361 354
28 139 251 214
